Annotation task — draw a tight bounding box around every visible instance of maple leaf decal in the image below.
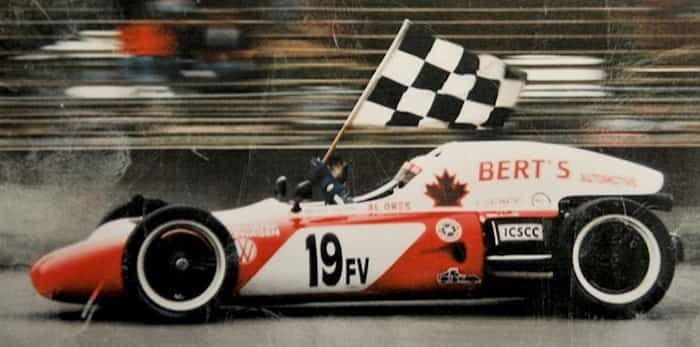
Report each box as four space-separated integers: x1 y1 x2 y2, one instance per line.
425 170 469 207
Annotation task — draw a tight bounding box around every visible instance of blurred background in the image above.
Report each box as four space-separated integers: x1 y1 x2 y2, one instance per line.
1 0 700 266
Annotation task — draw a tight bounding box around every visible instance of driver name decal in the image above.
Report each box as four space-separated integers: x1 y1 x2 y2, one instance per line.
368 201 412 213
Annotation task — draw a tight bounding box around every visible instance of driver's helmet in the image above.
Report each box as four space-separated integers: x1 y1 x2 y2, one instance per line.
326 155 349 183
394 161 422 187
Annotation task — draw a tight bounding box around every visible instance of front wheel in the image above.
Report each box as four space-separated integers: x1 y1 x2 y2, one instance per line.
557 198 675 317
122 205 237 322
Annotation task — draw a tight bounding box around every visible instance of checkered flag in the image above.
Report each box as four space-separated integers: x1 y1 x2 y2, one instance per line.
352 21 526 129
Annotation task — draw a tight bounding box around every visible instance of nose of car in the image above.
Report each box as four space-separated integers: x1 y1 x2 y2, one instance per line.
30 248 77 300
30 237 127 303
31 252 60 299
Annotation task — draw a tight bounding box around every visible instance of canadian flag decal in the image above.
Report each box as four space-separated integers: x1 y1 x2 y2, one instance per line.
425 170 469 207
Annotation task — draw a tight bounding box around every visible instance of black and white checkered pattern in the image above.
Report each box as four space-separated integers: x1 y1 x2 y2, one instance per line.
353 24 526 129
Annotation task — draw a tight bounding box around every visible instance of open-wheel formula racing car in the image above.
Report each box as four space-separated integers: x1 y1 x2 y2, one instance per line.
31 141 677 321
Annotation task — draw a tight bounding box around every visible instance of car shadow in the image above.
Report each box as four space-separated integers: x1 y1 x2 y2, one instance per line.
22 297 575 325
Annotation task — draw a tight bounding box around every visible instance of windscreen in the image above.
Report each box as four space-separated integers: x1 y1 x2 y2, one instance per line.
354 161 423 202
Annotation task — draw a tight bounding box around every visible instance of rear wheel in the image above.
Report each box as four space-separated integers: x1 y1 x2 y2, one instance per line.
122 205 237 321
557 198 675 317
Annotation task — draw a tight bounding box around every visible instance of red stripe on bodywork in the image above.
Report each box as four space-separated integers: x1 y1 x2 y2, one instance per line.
234 210 558 297
368 212 484 294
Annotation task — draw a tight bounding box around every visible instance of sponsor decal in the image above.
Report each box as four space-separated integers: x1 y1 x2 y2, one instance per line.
235 238 258 264
402 161 422 175
531 192 551 208
233 224 280 238
436 218 462 242
436 267 482 286
476 197 522 208
580 173 637 187
478 160 570 181
425 170 469 207
496 223 544 242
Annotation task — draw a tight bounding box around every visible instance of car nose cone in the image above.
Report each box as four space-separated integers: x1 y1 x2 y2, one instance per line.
31 253 58 299
30 239 126 303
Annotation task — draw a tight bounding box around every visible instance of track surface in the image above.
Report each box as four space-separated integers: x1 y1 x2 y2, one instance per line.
0 265 698 347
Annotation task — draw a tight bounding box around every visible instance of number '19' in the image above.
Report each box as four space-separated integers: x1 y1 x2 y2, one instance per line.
305 233 343 287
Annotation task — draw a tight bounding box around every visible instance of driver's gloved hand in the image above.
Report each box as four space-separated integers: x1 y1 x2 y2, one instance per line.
309 157 328 181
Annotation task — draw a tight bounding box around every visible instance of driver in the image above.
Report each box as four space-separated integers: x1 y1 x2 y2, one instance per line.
310 154 353 205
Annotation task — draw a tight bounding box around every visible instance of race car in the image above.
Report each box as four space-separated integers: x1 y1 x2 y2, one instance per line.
31 141 677 321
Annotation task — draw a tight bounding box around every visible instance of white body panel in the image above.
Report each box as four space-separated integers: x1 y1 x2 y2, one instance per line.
209 141 664 222
379 141 664 213
90 141 665 243
92 141 664 239
213 199 291 228
240 223 425 295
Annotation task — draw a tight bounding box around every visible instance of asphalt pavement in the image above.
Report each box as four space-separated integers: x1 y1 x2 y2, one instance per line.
0 264 698 347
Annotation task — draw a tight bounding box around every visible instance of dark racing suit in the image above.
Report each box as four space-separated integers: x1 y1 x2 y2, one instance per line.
309 157 353 205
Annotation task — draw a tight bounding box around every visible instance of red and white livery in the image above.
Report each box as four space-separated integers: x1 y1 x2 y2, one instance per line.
31 141 677 320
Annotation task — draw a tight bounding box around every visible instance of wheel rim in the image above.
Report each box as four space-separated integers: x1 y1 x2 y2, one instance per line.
136 220 227 312
572 214 661 305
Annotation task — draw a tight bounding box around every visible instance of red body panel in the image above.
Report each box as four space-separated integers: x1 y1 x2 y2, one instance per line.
232 212 487 296
366 213 484 294
31 237 125 302
31 209 558 303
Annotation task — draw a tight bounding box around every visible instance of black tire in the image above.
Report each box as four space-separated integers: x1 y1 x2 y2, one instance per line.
122 205 237 322
671 233 685 263
556 197 675 318
98 194 168 226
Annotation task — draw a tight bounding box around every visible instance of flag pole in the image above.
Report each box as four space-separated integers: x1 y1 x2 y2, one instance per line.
322 19 413 162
